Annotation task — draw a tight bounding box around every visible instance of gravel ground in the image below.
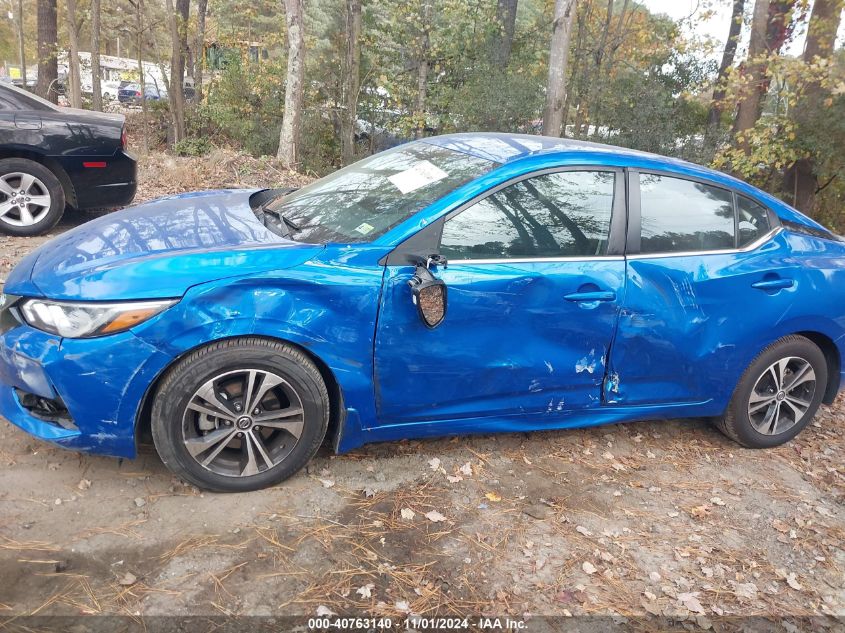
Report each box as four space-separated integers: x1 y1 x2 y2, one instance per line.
0 156 842 630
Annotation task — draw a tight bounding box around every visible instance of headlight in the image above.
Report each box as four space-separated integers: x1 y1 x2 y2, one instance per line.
20 298 176 338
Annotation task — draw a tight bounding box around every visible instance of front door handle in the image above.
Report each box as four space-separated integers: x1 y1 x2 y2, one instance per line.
752 278 794 291
564 290 616 302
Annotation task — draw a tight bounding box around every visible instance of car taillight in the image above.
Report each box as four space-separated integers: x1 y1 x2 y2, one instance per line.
135 91 141 96
120 126 127 149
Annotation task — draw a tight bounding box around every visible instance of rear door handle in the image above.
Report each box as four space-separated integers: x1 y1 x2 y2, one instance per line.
752 278 794 290
564 291 616 302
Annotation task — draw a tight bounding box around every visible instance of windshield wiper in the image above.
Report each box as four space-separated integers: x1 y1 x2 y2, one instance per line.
260 207 302 238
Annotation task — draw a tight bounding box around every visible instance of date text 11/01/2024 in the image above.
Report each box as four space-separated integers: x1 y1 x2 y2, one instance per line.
307 617 527 630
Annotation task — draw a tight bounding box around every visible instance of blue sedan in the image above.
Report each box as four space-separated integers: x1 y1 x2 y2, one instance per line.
1 133 842 491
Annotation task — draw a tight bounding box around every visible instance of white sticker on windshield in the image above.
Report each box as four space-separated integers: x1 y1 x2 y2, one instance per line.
354 222 375 235
388 160 449 195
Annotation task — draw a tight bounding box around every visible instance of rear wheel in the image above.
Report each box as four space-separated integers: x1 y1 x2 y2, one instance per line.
151 338 330 492
0 158 65 236
716 335 826 448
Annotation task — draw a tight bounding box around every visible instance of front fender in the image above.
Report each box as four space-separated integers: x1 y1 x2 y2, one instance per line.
131 257 388 444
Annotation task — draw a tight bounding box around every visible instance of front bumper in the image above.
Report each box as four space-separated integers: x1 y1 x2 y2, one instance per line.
0 301 171 458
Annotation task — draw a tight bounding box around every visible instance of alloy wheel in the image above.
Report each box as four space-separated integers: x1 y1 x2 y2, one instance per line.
181 368 305 477
747 356 816 436
0 172 52 227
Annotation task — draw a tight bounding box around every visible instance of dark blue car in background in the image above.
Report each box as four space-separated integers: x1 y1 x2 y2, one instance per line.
0 133 842 491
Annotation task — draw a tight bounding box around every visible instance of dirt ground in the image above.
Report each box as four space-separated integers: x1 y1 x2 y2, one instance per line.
0 155 843 630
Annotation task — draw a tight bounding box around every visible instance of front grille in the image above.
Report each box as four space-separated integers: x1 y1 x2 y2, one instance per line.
14 388 77 430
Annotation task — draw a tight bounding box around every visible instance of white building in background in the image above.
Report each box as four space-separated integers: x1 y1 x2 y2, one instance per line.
58 51 170 91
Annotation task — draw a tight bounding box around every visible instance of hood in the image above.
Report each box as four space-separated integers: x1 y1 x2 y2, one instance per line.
5 189 321 301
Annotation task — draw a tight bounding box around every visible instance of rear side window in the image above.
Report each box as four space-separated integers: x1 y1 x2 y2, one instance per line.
737 195 771 246
440 170 616 260
639 174 735 254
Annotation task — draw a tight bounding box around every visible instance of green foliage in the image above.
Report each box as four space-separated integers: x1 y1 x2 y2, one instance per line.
174 136 214 156
204 58 286 156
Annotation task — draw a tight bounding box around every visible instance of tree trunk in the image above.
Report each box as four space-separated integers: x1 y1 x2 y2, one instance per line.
733 0 797 138
492 0 518 68
194 0 208 102
587 0 630 138
165 0 189 144
36 0 58 103
132 0 148 152
561 3 586 137
341 0 362 165
16 0 27 88
733 0 770 137
66 0 83 108
542 0 577 137
782 0 843 214
707 0 745 130
277 0 305 166
415 0 432 139
91 0 102 111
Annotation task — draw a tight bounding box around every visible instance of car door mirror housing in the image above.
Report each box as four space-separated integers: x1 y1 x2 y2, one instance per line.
408 264 447 329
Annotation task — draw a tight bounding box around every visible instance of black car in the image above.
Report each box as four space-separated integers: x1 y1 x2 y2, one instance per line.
0 83 136 236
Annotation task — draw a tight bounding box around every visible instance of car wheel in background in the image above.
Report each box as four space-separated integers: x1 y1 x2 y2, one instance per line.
151 337 330 492
716 335 826 448
0 158 65 236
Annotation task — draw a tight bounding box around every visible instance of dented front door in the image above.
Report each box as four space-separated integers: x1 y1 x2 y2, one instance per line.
373 259 626 424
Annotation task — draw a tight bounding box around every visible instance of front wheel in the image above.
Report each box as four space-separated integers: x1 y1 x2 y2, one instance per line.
716 335 826 448
151 338 330 492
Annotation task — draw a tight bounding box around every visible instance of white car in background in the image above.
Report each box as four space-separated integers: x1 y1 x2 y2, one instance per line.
81 80 124 101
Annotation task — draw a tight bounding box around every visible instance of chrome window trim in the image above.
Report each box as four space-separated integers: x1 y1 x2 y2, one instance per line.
446 255 626 265
627 226 781 260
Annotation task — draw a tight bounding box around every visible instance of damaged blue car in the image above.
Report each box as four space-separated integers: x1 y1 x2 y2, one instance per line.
1 133 843 491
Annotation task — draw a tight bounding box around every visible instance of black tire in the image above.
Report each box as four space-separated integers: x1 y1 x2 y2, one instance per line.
0 158 66 236
151 337 330 492
716 335 826 448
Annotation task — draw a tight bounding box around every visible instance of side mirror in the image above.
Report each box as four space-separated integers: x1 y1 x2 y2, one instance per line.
408 261 447 329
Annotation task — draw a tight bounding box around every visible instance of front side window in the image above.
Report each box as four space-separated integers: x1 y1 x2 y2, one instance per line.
264 142 496 243
639 174 735 254
737 195 772 246
440 170 616 260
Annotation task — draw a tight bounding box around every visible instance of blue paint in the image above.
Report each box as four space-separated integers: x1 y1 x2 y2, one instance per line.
1 132 843 460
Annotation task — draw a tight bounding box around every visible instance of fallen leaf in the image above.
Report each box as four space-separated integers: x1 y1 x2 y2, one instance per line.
582 561 597 575
319 479 335 488
425 510 447 523
400 508 415 521
485 492 501 502
730 581 757 600
356 583 375 599
119 572 137 586
677 591 706 615
772 519 790 533
786 573 802 591
316 605 336 617
395 600 411 613
575 525 592 537
690 505 710 518
459 462 473 476
428 457 441 471
446 474 463 483
77 479 92 491
710 497 726 506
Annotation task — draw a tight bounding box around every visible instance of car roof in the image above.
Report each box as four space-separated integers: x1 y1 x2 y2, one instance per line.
421 132 668 164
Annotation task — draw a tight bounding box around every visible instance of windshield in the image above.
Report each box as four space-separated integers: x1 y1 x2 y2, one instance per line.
263 141 496 243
